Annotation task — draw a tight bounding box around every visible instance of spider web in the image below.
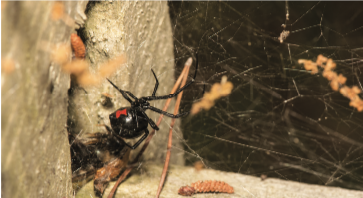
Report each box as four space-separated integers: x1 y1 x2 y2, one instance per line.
167 1 363 190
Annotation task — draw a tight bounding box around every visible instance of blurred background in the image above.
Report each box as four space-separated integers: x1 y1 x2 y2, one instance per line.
168 1 363 190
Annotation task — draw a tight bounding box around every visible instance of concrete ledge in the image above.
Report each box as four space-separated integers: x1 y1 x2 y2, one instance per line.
77 163 363 198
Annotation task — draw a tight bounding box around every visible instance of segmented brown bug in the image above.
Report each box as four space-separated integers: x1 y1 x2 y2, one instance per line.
70 33 86 59
178 180 234 196
178 185 195 196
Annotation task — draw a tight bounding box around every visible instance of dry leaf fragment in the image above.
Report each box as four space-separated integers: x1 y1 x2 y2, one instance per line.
299 55 363 112
98 55 126 78
62 59 88 75
191 76 233 115
349 98 363 112
279 30 290 43
52 44 72 66
52 34 125 87
77 72 102 86
337 74 347 84
299 59 318 74
94 149 130 195
316 54 328 66
325 59 336 71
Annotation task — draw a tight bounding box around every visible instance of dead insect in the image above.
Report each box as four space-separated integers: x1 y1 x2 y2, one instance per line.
94 155 129 195
100 93 114 108
69 131 130 195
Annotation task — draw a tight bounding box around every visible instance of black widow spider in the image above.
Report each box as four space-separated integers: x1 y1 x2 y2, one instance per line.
105 54 199 149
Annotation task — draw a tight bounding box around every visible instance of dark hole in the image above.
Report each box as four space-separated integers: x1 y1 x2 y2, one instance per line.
49 81 54 94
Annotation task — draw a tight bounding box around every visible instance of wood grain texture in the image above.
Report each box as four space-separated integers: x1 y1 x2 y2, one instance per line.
1 1 82 197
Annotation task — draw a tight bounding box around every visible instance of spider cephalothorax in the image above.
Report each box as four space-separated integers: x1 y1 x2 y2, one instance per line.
106 54 199 149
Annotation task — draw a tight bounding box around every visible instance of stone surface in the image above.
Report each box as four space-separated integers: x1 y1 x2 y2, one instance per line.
77 163 363 198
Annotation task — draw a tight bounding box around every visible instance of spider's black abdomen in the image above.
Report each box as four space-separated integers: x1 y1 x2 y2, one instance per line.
109 107 148 139
105 54 198 149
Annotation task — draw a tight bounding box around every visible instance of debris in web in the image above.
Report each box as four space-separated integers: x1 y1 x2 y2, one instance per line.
278 30 290 43
51 1 74 26
51 35 126 87
299 55 363 111
191 75 233 115
94 152 130 195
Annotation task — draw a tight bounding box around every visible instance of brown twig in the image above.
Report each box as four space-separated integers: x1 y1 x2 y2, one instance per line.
155 60 191 198
94 150 130 195
107 58 193 198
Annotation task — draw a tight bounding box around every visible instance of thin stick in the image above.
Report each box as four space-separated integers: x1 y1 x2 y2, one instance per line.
155 62 190 198
107 59 193 198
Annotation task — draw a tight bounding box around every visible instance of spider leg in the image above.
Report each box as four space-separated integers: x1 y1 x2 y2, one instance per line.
103 124 113 135
151 69 159 96
103 124 132 148
125 91 138 100
128 128 149 149
145 106 189 118
134 109 139 128
104 124 146 150
112 135 135 150
137 107 159 130
201 83 206 95
144 53 199 101
106 78 133 104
